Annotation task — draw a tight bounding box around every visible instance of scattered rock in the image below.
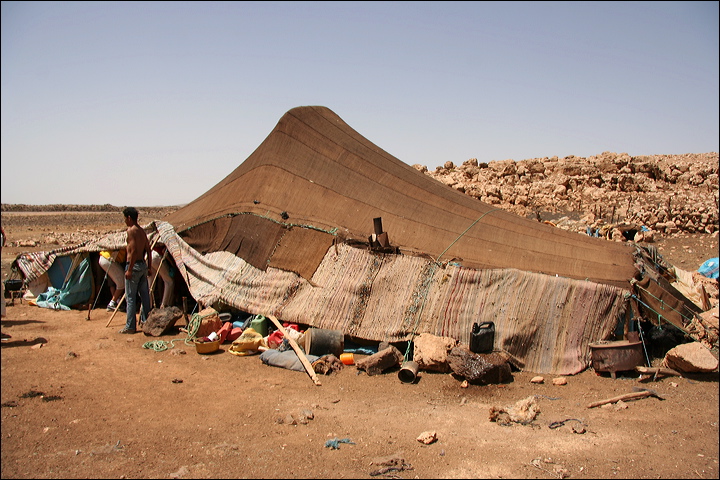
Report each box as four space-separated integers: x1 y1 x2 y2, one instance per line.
142 307 183 337
422 152 718 236
530 376 544 384
416 430 438 444
552 377 567 385
489 396 540 425
297 409 314 424
169 466 190 479
369 453 413 476
446 347 512 385
602 399 629 410
663 342 719 373
413 333 458 372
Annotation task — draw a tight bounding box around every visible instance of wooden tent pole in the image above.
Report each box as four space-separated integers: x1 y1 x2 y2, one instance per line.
267 314 321 386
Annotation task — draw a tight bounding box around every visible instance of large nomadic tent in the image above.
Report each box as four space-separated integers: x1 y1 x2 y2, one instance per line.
12 106 706 375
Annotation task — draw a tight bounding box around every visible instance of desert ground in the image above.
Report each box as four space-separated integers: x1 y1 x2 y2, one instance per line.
1 207 718 479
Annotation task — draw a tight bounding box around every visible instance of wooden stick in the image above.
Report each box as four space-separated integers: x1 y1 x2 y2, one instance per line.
587 390 655 408
105 292 126 328
636 366 681 381
266 314 321 386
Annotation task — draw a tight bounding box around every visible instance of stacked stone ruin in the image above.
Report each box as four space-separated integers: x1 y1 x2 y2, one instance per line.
416 151 719 239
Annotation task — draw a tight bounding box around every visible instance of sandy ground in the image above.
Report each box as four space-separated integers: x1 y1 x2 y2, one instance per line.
1 209 718 479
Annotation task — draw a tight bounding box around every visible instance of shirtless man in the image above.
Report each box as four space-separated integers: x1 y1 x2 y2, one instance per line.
119 207 154 334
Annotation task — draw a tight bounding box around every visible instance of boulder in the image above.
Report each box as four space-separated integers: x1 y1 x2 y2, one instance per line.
142 306 183 337
662 342 719 373
413 333 457 373
446 346 512 385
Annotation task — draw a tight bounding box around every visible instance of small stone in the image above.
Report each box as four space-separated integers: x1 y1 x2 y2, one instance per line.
530 376 544 384
552 377 567 385
460 380 469 388
417 430 438 444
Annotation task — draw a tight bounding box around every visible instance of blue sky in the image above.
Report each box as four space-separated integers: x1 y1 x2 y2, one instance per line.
2 1 718 206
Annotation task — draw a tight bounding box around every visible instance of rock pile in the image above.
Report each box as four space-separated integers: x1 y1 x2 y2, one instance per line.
416 152 719 238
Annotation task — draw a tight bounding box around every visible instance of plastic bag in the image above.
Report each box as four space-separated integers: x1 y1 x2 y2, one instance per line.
698 258 719 279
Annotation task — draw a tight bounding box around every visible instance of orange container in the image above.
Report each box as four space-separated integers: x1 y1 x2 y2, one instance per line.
340 352 354 365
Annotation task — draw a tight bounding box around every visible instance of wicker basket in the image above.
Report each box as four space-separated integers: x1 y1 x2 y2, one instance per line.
194 338 221 354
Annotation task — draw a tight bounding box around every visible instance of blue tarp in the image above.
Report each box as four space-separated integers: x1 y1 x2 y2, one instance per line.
698 257 719 279
36 255 93 310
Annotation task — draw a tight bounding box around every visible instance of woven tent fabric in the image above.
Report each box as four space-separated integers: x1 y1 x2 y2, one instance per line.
153 222 626 374
13 230 130 283
165 106 638 289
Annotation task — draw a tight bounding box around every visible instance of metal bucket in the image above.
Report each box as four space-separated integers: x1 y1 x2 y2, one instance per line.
305 328 344 357
398 360 419 384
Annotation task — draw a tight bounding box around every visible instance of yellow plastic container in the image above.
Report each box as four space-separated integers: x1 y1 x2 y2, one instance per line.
194 338 221 354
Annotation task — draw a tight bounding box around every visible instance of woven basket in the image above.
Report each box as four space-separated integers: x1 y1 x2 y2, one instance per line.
194 338 221 354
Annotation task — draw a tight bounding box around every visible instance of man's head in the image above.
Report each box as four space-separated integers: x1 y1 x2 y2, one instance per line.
122 206 139 223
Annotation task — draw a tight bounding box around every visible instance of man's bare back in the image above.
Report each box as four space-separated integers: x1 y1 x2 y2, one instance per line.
124 210 152 279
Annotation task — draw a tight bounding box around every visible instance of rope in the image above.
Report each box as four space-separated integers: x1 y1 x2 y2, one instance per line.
434 208 503 264
400 209 503 361
630 286 694 330
637 318 652 367
182 212 339 236
400 208 503 361
403 263 438 362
